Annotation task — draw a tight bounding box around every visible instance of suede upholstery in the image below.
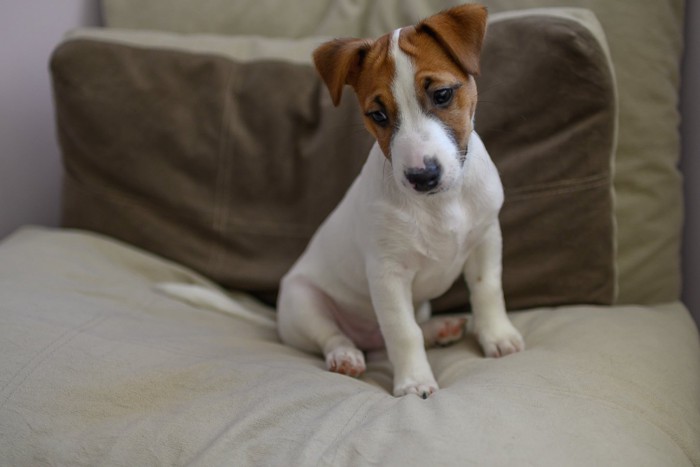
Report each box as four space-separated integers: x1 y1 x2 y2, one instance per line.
52 11 616 311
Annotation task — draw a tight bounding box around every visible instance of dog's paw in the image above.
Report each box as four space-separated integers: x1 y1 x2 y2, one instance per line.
326 347 366 377
474 321 525 358
393 378 439 399
421 316 466 347
420 316 467 347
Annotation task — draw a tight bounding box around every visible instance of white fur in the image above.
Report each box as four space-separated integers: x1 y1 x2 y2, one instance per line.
158 29 524 399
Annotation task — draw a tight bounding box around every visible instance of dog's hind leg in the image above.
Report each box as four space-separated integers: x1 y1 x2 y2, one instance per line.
415 301 466 348
420 316 467 348
277 276 366 377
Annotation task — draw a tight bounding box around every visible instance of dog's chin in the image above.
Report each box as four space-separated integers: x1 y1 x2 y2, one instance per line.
427 178 459 196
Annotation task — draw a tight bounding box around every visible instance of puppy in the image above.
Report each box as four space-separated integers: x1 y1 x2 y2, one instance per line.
160 4 524 399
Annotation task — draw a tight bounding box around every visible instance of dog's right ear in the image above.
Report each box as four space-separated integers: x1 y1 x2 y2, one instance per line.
417 4 487 77
313 38 373 106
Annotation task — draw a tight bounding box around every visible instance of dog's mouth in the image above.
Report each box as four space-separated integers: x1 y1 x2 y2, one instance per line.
391 117 471 195
402 175 454 196
397 148 467 196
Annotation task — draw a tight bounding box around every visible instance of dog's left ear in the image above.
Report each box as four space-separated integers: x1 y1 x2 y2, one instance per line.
417 3 488 76
313 38 374 106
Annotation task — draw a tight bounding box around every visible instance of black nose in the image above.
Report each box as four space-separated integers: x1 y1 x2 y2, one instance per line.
405 158 442 193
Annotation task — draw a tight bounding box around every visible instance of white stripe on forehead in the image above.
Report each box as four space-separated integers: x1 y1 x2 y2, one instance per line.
390 28 424 132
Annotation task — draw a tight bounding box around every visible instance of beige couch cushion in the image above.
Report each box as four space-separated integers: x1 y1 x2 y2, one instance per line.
102 0 685 306
0 227 698 465
52 9 617 311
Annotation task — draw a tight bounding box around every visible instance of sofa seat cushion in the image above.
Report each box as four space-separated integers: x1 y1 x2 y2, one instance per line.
0 227 698 466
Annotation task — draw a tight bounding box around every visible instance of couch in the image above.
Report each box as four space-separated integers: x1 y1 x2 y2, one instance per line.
1 1 698 465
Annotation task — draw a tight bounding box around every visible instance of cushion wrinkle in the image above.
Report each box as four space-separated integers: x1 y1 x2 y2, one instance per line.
211 68 238 279
505 175 610 202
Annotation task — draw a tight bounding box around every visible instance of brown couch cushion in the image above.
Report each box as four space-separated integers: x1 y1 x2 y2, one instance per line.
102 0 685 307
50 10 616 311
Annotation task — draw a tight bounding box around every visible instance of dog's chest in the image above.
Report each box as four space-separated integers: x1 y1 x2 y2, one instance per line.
405 198 480 300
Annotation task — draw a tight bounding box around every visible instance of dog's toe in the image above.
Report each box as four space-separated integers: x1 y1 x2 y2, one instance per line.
422 316 467 347
436 318 465 343
326 347 366 377
476 321 525 358
394 379 439 399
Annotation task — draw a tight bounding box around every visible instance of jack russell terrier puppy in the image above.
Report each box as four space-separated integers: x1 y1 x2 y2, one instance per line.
159 3 524 399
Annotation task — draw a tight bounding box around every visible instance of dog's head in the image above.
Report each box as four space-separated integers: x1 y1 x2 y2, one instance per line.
313 4 487 196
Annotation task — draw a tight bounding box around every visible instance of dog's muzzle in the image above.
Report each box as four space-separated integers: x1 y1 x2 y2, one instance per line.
404 157 442 193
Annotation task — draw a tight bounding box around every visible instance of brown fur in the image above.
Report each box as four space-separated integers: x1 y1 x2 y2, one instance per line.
312 4 487 160
399 26 478 154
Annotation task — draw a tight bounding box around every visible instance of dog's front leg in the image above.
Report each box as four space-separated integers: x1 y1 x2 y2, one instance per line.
464 222 525 357
367 261 438 398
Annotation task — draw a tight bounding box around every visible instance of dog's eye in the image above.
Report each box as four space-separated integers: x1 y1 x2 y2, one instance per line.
432 88 454 107
367 110 389 126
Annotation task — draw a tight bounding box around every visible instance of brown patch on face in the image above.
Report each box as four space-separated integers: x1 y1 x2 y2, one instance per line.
398 26 478 154
313 34 398 160
351 34 397 160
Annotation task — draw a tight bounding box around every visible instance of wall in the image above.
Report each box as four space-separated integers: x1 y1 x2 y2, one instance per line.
681 0 700 323
0 1 101 239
